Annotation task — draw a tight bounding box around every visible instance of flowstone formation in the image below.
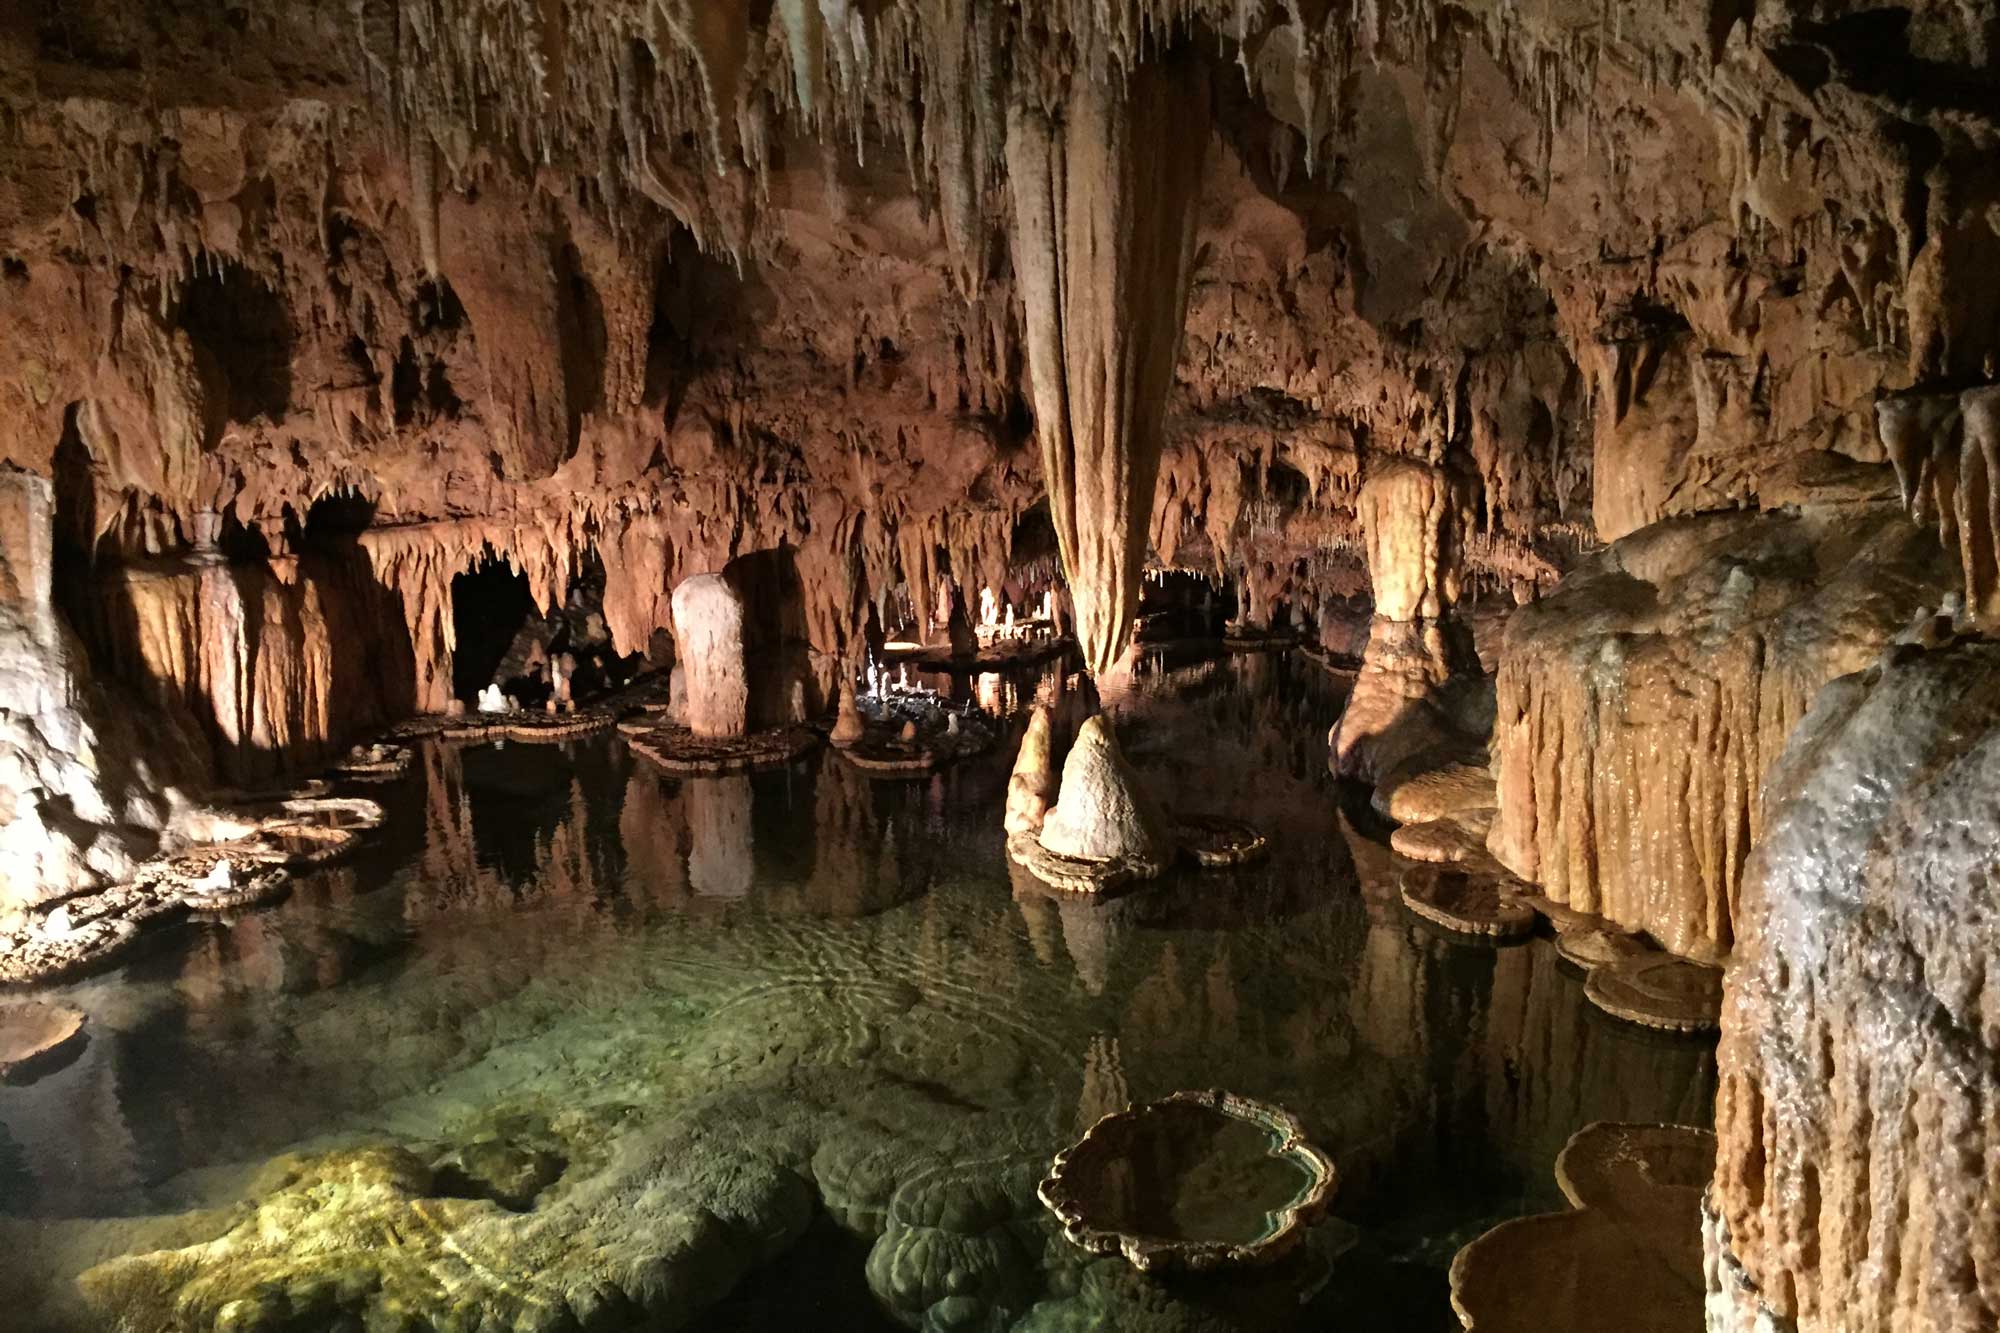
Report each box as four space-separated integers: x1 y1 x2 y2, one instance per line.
1490 504 1951 960
1709 638 2000 1333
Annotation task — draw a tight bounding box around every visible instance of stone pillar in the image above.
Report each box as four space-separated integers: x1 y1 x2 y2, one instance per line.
670 573 748 739
1330 458 1481 783
0 467 55 650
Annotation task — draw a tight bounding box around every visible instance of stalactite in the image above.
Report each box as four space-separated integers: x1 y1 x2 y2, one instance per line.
1006 54 1212 674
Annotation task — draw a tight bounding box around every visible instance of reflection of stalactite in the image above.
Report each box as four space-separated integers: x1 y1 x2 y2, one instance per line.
1076 1034 1128 1132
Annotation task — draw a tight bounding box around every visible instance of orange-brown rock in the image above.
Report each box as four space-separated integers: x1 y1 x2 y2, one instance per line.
1490 505 1951 960
1709 639 2000 1332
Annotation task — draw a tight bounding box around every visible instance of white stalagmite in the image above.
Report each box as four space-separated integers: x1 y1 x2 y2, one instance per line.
670 573 749 739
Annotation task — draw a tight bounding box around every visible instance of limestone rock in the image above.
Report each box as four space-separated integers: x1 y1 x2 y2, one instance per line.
1389 813 1494 865
1376 759 1496 825
670 574 749 740
1399 866 1536 939
1490 505 1953 959
1037 717 1172 869
1007 55 1210 675
1709 640 2000 1332
829 676 866 748
1583 954 1722 1033
1003 706 1058 838
1358 459 1464 622
1329 618 1489 784
1877 383 2000 628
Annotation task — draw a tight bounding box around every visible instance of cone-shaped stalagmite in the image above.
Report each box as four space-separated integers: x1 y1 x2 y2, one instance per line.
1037 715 1172 868
1006 55 1211 677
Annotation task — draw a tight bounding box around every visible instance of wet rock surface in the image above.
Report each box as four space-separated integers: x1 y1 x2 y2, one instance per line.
1711 640 2000 1332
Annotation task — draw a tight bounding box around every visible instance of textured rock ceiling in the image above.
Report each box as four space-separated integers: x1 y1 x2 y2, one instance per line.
1 0 1996 664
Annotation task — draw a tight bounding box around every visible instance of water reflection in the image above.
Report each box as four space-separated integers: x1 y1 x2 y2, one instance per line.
0 649 1714 1332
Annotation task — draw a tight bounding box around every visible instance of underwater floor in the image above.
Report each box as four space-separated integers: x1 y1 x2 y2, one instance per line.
0 650 1715 1331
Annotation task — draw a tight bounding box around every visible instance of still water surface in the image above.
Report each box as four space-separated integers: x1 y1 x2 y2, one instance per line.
0 650 1714 1331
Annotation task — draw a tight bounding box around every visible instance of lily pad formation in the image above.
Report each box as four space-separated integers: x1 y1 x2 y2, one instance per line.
1038 1090 1337 1274
0 1000 87 1084
1450 1122 1714 1333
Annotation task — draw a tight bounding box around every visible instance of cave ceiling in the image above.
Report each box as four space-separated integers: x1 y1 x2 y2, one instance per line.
2 0 1996 654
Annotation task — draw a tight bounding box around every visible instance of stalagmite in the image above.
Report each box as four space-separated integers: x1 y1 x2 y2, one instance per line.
1003 706 1057 837
1035 715 1172 870
1331 459 1484 785
669 574 749 739
999 50 1210 875
829 674 866 747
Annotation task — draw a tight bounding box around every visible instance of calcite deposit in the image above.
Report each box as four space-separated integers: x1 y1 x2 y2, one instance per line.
1710 639 2000 1333
1490 505 1951 960
668 573 748 739
0 0 1998 1326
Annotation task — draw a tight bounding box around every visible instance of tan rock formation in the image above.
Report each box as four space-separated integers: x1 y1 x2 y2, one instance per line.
1035 716 1171 872
1003 706 1057 838
1330 617 1486 785
71 556 409 784
1709 639 2000 1333
828 675 866 748
1007 54 1210 676
1878 384 2000 627
1332 457 1489 783
669 574 748 740
1491 505 1951 959
1359 459 1463 623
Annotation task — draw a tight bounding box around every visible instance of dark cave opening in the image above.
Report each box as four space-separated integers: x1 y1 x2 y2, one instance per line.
175 262 294 424
451 556 537 706
301 490 379 550
452 549 641 709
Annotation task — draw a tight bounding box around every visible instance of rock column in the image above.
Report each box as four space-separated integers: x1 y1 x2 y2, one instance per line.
1001 53 1209 872
1329 459 1481 784
670 573 749 738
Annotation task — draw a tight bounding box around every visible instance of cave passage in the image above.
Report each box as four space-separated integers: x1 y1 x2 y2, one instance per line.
451 557 537 705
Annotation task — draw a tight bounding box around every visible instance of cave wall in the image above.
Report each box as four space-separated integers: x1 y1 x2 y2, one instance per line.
1710 638 2000 1332
1 4 1997 910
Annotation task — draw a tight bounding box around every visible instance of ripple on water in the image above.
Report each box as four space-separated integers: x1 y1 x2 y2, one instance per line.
0 651 1717 1332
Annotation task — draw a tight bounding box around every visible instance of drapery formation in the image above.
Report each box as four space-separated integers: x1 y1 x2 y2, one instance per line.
1005 56 1211 675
